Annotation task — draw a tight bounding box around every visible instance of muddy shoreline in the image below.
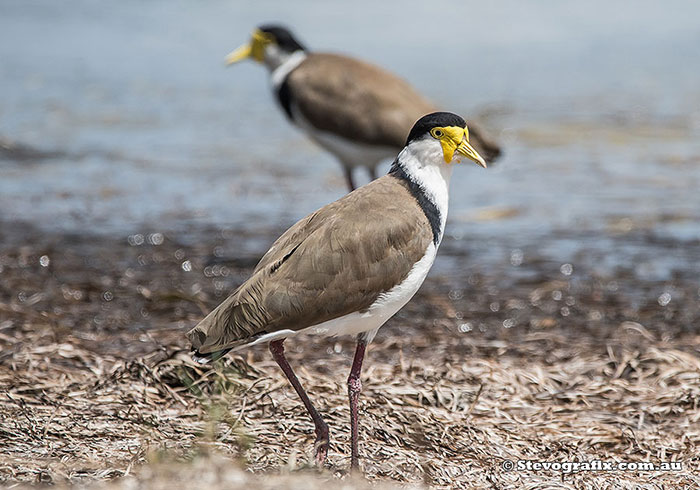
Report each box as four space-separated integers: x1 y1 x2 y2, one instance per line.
1 217 698 361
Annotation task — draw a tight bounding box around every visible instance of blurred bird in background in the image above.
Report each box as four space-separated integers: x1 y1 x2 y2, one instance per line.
226 25 501 191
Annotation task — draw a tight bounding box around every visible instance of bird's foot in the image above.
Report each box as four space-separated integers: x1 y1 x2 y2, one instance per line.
313 434 329 466
350 455 361 473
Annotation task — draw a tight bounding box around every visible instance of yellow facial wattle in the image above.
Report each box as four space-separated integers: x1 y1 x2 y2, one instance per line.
432 125 486 168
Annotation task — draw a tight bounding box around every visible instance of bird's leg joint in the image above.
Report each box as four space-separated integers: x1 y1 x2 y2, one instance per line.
269 339 285 358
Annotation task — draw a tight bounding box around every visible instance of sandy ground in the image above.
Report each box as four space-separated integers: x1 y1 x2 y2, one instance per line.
1 221 699 489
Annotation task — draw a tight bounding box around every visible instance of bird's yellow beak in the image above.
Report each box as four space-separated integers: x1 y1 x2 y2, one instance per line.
225 29 271 65
439 126 487 168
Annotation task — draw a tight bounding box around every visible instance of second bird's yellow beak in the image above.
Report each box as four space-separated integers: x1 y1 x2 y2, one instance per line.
225 43 253 64
225 29 270 65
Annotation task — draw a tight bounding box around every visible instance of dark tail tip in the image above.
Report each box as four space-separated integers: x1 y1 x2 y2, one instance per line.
483 144 502 163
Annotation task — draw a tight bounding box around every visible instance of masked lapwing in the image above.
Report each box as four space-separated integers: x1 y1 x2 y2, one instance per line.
187 112 486 470
225 25 500 191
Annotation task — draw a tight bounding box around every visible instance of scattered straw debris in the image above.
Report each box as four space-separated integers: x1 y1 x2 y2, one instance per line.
1 222 700 488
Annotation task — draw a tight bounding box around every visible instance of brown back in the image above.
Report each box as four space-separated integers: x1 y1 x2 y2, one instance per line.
287 53 436 148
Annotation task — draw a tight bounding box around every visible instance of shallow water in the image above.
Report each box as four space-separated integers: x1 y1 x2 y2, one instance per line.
1 0 700 282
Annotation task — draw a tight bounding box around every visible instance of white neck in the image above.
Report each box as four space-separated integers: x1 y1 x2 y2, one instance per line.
393 141 453 243
267 49 307 89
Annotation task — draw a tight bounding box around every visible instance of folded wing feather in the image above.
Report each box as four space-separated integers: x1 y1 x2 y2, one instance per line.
187 175 432 354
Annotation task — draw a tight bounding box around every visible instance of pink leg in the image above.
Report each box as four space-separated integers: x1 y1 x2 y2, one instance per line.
348 339 367 470
343 166 356 192
368 166 378 181
269 340 329 465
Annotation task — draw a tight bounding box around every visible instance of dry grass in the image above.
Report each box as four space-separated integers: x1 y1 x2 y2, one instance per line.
2 320 699 488
1 224 700 488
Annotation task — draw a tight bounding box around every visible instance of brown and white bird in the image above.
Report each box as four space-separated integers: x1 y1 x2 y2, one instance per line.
225 25 500 191
188 112 486 470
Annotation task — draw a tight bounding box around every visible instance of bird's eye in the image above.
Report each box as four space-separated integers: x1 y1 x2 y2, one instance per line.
431 129 444 139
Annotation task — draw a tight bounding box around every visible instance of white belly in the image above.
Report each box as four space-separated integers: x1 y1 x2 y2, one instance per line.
233 243 437 349
307 129 397 169
290 106 396 169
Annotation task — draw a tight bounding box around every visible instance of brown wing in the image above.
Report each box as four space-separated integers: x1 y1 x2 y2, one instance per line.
187 175 433 354
286 53 501 162
287 53 436 148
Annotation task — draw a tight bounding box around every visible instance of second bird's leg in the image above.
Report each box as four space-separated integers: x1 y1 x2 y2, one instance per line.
269 339 330 465
368 166 378 181
347 338 367 470
343 166 356 192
